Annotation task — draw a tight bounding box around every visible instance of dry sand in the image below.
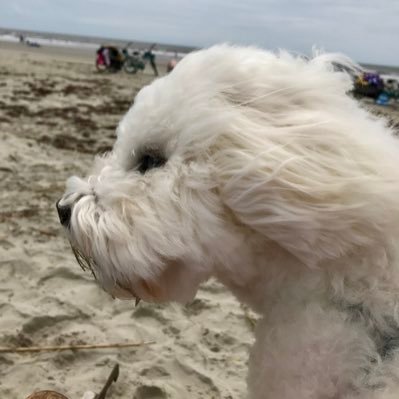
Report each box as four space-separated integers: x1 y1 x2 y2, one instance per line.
0 42 253 399
1 41 398 399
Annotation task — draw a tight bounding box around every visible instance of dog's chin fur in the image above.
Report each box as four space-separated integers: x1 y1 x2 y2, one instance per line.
59 44 399 398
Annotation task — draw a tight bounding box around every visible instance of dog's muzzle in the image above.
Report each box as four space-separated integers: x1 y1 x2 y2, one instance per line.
56 199 72 227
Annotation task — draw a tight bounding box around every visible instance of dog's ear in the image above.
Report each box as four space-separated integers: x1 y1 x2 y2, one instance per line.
211 50 399 267
214 110 399 268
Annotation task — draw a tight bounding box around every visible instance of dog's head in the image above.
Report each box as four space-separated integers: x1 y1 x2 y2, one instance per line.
58 44 396 304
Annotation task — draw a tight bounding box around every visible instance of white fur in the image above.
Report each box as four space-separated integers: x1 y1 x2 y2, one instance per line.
59 44 399 398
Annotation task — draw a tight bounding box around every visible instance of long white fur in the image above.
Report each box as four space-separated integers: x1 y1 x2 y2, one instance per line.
59 44 399 398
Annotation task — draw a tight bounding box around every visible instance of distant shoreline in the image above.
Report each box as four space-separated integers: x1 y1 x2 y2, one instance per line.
1 26 398 74
0 26 197 55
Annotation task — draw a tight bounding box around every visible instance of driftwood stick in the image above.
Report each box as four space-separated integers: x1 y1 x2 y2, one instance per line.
0 341 155 354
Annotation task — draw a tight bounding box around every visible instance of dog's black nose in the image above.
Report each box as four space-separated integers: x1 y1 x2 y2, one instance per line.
56 199 71 227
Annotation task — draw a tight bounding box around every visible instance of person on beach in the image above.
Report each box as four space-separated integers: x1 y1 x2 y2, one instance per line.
103 47 111 67
143 44 158 76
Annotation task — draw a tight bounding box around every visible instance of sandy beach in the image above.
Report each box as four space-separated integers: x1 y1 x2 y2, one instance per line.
1 41 398 399
0 42 253 399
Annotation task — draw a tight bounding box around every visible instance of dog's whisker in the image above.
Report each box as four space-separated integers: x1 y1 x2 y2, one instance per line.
70 244 87 272
70 244 98 281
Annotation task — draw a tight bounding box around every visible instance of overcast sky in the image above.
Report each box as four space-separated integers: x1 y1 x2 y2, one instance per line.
1 0 398 65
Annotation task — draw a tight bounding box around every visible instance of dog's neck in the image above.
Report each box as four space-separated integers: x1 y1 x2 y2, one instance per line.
212 225 399 316
212 229 310 313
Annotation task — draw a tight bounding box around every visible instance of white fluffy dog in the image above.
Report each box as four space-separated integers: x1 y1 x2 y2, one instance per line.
57 45 399 399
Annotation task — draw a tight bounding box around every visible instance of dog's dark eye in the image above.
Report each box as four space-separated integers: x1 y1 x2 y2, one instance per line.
137 152 166 174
